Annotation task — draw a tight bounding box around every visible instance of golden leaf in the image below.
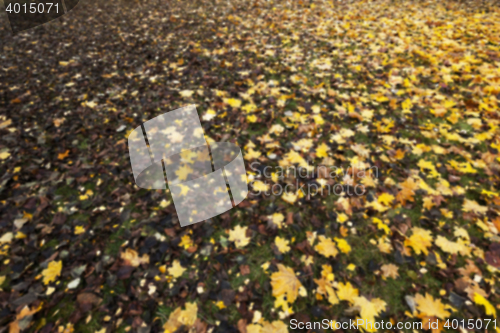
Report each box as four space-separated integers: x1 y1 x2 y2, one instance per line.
405 227 433 255
120 249 149 267
228 225 251 248
415 293 450 319
336 282 359 303
314 235 338 258
42 260 62 285
163 302 198 333
473 293 496 318
168 260 186 278
270 264 303 304
275 236 291 254
380 264 399 280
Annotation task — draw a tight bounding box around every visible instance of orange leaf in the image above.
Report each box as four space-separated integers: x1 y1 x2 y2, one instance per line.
58 150 70 160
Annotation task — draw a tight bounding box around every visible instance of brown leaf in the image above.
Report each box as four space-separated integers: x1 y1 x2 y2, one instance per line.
164 228 176 237
35 197 50 217
457 260 481 277
298 124 315 134
237 319 247 333
187 245 198 253
76 293 102 312
220 289 235 306
51 213 67 225
194 319 208 333
117 265 135 279
454 276 470 293
239 265 250 276
485 251 500 268
257 224 267 235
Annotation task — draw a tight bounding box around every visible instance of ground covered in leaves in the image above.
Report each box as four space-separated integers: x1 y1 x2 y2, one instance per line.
1 0 500 332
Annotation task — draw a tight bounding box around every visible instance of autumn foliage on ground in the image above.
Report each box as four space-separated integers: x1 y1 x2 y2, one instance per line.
1 0 500 331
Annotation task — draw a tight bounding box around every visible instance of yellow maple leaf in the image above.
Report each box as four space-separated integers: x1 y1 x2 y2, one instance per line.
417 159 439 178
175 164 193 181
163 302 198 333
282 191 298 204
120 248 149 267
168 260 186 278
337 213 349 224
223 98 242 108
313 114 325 125
74 226 85 235
449 160 477 174
435 236 471 256
275 236 291 253
252 180 269 192
415 293 451 319
325 285 339 305
380 264 399 280
377 236 393 254
270 264 303 304
353 296 387 320
42 260 62 285
245 148 262 160
179 90 194 98
0 151 10 160
247 114 257 123
172 183 190 196
242 103 257 113
314 235 338 258
159 199 170 208
378 193 395 206
270 212 285 228
334 238 351 254
180 150 198 164
372 217 390 234
228 225 251 248
473 293 496 318
397 178 417 204
422 196 435 210
202 109 217 121
336 282 359 303
405 227 433 255
215 300 226 309
366 200 389 212
179 234 193 249
316 143 330 158
361 175 378 187
462 199 488 215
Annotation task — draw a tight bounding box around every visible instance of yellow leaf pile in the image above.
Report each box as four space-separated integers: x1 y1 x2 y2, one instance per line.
163 302 198 333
